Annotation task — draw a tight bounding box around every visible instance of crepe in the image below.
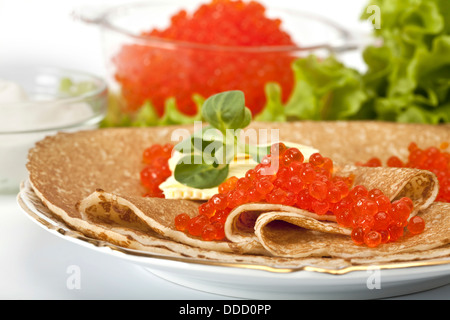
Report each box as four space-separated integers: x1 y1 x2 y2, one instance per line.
336 165 439 215
224 200 450 259
25 121 450 268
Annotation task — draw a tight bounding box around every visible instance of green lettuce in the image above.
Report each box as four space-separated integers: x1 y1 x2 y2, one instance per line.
101 0 450 127
263 0 450 124
100 93 204 128
255 55 368 122
359 0 450 123
283 55 368 120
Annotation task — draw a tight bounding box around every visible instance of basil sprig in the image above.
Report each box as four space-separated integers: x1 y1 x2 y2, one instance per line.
201 90 252 131
174 90 265 189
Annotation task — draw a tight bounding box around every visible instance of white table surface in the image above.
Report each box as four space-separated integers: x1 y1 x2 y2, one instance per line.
1 0 450 300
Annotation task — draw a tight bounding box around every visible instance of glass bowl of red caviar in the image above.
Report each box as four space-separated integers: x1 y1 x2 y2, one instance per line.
77 0 357 122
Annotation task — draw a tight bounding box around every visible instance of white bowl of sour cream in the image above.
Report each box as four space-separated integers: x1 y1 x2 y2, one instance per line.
0 67 108 193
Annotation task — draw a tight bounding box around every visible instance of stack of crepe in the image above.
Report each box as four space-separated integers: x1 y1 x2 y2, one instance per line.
22 121 450 270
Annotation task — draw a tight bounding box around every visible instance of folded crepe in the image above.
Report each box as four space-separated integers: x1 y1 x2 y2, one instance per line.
25 121 450 267
225 197 450 259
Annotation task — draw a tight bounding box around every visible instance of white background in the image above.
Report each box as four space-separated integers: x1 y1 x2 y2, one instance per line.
1 0 449 300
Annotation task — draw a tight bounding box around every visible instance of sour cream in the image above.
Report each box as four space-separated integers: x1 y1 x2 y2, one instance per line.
0 79 29 104
0 79 95 193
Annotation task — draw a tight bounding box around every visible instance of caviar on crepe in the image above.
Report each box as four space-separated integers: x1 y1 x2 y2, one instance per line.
173 143 422 247
140 143 174 198
357 141 450 203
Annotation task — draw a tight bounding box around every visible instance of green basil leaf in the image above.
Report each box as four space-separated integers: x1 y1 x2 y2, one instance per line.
202 141 228 165
174 133 195 154
240 106 252 128
201 90 252 132
174 154 229 189
173 126 221 154
191 126 224 152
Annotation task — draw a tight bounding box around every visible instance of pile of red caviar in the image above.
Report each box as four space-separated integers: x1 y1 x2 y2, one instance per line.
174 143 425 247
357 142 450 203
140 143 174 198
113 0 296 116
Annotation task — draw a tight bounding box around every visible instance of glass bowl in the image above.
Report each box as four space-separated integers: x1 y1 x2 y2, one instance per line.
0 67 108 193
76 0 357 123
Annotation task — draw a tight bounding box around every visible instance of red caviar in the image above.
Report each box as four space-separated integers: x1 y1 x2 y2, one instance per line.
407 216 426 235
174 213 190 231
140 143 174 197
357 142 450 203
175 143 419 246
113 0 296 116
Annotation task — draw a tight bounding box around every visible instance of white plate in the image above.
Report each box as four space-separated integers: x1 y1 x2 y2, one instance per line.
17 180 450 300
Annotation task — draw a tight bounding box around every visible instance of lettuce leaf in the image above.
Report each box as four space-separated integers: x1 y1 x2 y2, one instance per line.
254 82 286 122
101 93 204 127
101 0 450 127
283 55 368 120
360 0 450 123
256 0 450 124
